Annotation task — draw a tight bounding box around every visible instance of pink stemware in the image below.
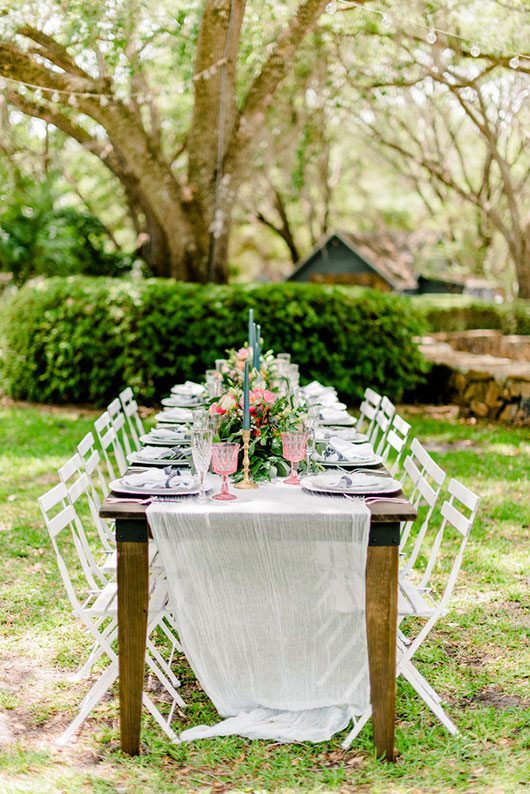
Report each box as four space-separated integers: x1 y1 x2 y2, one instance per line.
281 431 309 486
211 442 240 500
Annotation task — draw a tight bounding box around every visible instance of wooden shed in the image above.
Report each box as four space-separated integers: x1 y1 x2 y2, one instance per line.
286 232 418 293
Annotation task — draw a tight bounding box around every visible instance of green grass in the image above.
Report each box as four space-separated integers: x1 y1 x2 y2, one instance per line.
0 402 529 793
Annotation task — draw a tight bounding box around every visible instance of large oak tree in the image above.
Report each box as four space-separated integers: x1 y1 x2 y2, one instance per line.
0 0 355 282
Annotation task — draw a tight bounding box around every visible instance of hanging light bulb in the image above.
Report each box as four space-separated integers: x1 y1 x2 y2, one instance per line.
426 29 437 45
99 95 109 106
0 77 8 90
470 43 480 57
325 1 337 14
68 93 77 106
381 13 391 28
509 55 520 69
51 91 60 102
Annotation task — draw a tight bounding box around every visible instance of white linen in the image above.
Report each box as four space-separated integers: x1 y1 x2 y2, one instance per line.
148 483 370 743
150 427 190 441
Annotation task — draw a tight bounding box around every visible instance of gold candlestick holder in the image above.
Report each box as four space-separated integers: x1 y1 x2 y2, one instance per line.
235 428 258 489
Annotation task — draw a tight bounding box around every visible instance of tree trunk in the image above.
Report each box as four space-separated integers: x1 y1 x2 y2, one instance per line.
514 225 530 299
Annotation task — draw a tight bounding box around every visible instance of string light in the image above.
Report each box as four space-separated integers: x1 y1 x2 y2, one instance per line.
0 5 526 106
335 0 529 66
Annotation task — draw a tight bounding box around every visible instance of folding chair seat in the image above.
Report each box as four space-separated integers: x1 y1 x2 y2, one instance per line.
342 478 480 748
119 387 145 450
377 413 411 476
38 483 185 745
356 388 382 438
94 411 127 478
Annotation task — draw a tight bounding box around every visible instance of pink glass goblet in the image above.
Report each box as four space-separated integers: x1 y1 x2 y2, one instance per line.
281 431 309 486
211 442 240 500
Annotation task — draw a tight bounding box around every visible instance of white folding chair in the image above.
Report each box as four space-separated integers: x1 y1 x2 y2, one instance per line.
77 431 108 498
399 438 447 574
377 413 411 476
342 478 480 747
94 411 127 478
107 397 133 458
119 387 145 450
369 395 395 450
38 483 185 745
356 388 382 437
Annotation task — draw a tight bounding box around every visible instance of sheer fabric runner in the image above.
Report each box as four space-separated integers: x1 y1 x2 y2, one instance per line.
148 483 370 743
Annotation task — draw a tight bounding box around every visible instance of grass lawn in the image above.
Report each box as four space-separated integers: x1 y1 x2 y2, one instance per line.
0 400 528 793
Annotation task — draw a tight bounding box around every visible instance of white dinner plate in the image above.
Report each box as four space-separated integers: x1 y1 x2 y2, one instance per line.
155 410 194 424
161 395 203 408
319 414 357 427
110 470 214 497
315 453 384 468
301 472 402 496
140 433 191 447
127 447 192 467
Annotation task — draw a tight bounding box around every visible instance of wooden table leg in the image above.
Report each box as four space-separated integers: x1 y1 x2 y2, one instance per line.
117 536 149 755
366 544 399 761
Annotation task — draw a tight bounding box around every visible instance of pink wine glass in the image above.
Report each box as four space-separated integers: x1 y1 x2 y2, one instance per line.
281 431 309 486
211 442 240 500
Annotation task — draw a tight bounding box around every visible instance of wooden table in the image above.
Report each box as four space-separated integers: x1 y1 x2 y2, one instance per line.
100 493 416 761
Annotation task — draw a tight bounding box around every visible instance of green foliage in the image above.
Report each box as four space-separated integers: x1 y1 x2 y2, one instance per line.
0 278 428 406
0 176 133 283
412 295 530 335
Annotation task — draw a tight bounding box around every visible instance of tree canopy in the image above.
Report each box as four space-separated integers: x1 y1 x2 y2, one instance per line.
0 1 529 294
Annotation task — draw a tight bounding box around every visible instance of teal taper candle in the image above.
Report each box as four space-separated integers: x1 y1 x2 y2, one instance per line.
243 358 250 430
248 308 254 350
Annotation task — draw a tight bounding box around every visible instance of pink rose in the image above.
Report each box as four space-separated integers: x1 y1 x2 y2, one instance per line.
209 402 226 416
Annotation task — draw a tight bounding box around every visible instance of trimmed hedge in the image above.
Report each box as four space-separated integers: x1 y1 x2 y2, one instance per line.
412 295 530 335
0 277 428 406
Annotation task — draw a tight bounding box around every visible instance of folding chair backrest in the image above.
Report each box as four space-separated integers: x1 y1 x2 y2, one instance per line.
77 432 108 496
119 387 144 450
59 452 112 552
370 395 395 449
107 398 132 458
38 482 97 613
94 411 126 478
400 438 446 569
58 453 112 573
357 388 382 436
378 413 411 475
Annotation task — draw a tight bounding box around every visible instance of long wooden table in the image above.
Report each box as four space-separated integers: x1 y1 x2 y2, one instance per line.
100 492 416 761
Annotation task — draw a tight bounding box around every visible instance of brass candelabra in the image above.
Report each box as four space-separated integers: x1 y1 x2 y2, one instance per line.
235 428 258 489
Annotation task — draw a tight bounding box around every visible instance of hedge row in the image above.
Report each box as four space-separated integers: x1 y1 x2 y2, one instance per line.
412 295 530 335
0 277 428 406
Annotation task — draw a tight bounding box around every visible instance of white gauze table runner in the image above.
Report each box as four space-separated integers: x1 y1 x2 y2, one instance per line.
148 482 370 743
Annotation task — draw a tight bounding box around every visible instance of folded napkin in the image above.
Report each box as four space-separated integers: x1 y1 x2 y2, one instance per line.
150 427 190 441
316 427 367 443
310 396 347 410
162 395 202 407
122 468 196 491
133 445 190 461
319 408 354 422
171 380 205 396
303 381 335 397
157 407 194 421
325 439 374 462
312 472 386 491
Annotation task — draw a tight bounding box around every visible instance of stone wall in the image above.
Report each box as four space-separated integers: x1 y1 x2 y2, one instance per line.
419 332 530 425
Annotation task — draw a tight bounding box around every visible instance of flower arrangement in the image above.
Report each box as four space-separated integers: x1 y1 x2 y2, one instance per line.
220 346 277 390
209 385 307 481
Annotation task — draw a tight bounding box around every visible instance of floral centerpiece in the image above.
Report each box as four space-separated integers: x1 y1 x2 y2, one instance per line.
219 345 277 390
209 385 307 481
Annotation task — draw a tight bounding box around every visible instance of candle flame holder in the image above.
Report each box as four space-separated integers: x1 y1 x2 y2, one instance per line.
235 429 258 489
